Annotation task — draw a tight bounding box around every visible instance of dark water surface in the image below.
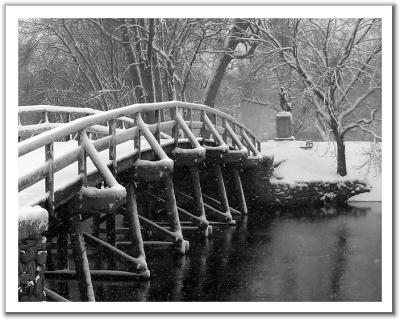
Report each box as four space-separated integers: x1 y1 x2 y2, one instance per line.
47 202 381 302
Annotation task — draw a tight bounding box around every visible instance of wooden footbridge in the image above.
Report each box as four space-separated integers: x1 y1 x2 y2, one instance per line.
18 101 271 302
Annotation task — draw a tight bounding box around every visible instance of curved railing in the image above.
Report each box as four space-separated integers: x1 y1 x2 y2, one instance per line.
18 101 262 211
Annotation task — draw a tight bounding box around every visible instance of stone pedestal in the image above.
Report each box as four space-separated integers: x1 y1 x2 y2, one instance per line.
275 112 294 141
18 206 48 302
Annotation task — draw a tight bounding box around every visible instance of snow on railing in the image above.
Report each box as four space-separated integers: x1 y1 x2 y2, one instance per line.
18 101 261 211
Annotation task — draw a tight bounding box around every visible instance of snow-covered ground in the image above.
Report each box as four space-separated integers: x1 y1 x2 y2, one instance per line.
261 140 381 202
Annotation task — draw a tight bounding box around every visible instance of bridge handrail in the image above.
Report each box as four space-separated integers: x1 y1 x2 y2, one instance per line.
19 101 260 157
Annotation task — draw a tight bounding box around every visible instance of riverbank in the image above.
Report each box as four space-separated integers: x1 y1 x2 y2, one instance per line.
258 140 381 204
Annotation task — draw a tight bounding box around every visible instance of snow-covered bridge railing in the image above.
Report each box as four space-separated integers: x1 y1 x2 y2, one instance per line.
18 101 264 302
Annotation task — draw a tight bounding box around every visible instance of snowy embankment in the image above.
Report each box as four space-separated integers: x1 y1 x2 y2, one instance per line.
261 140 381 202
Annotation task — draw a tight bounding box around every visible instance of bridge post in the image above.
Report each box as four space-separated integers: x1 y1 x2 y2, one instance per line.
190 166 212 236
233 167 248 214
125 183 147 262
213 164 232 221
165 176 189 254
107 120 117 247
57 220 70 270
106 213 116 247
92 212 101 237
45 143 55 217
69 215 95 302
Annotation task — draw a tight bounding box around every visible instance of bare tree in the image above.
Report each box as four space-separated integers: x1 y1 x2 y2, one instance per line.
203 18 257 108
249 18 381 176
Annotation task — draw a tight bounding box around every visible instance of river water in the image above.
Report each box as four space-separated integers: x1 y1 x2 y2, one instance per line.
47 202 381 302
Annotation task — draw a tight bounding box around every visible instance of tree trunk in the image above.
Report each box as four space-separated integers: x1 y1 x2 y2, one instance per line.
135 19 156 123
120 22 146 105
336 134 347 176
203 19 250 108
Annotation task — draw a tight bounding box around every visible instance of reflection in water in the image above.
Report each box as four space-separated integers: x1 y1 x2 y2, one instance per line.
46 202 381 302
330 223 349 300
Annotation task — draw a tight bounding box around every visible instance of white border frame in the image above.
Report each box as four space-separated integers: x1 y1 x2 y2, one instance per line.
5 5 393 313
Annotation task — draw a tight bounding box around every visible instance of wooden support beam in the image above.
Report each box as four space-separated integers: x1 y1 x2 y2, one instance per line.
144 190 208 228
143 240 174 246
202 193 242 216
213 164 232 220
225 121 247 151
108 119 117 176
155 109 161 143
175 112 202 148
125 183 147 262
98 227 130 235
83 232 148 274
137 211 189 254
177 192 233 224
77 132 87 186
233 168 248 215
46 235 54 271
44 287 70 302
203 113 229 149
164 176 189 254
170 106 178 147
242 130 259 156
106 211 116 246
151 220 235 227
190 167 208 224
45 269 149 281
45 143 54 217
69 216 95 302
138 214 178 240
164 176 183 235
92 212 101 237
134 113 141 158
56 228 69 270
80 132 120 188
116 240 175 247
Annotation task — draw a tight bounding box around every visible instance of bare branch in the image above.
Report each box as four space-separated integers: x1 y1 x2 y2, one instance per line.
341 108 378 136
241 98 280 111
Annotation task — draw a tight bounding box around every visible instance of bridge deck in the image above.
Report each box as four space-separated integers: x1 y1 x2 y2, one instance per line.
19 137 178 207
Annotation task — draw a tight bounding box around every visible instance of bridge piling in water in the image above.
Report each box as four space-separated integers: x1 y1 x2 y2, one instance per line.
69 215 95 302
125 183 147 264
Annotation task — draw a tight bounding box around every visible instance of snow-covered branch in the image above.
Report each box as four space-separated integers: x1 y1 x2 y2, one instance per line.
338 87 379 124
341 108 378 137
241 98 280 111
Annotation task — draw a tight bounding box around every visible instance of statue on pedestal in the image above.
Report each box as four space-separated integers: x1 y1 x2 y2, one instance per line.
279 87 293 112
275 87 294 141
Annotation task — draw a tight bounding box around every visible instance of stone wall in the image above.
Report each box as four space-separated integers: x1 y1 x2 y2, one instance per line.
242 156 370 208
269 180 370 207
18 206 48 302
